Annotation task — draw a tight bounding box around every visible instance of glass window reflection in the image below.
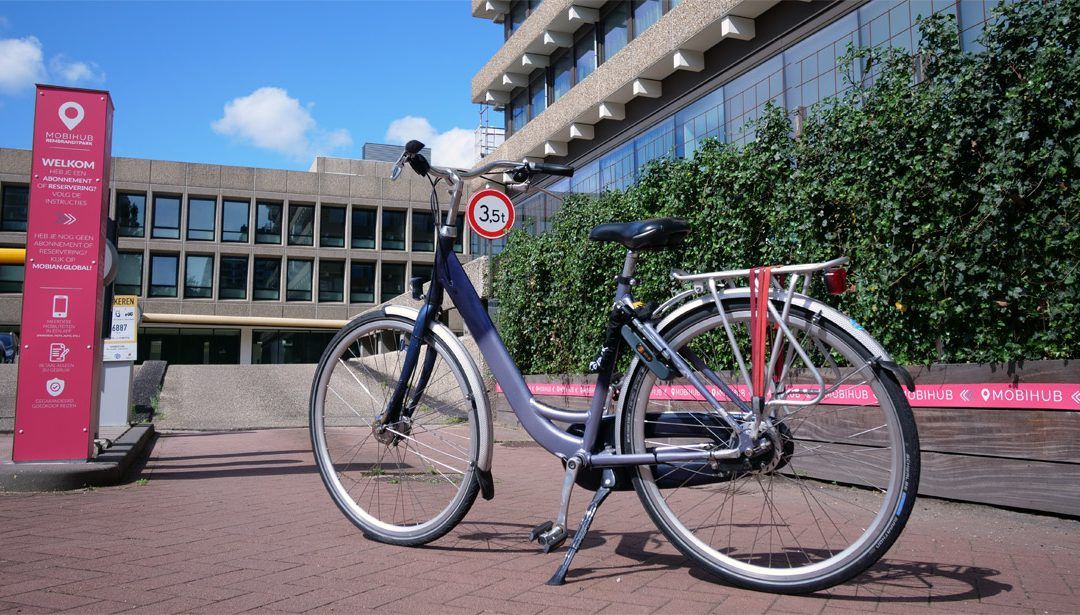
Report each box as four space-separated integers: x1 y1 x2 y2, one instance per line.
221 199 250 242
116 192 146 237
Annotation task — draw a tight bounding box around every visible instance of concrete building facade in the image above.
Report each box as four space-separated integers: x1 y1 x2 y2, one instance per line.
0 147 475 364
472 0 1001 239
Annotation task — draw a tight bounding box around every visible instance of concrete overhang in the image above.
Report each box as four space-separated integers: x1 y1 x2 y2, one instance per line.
476 0 781 163
472 0 509 21
472 0 609 104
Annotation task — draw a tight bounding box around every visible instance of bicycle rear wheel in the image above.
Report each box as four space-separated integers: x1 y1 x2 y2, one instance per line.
310 311 484 545
621 299 919 593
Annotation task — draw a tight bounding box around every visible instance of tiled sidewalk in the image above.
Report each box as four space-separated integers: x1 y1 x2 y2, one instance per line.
1 428 1077 613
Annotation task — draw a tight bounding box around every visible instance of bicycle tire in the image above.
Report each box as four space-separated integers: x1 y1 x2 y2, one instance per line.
620 298 919 593
310 310 485 545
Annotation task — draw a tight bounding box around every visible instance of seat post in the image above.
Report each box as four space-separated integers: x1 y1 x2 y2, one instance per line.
616 250 637 301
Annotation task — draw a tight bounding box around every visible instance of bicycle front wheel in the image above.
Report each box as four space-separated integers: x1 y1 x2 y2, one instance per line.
310 311 484 545
621 299 919 593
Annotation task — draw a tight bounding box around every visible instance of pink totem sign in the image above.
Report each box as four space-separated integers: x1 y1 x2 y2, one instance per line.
13 85 113 462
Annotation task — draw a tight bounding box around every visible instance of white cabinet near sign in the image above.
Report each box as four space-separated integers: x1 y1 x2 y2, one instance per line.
103 295 139 362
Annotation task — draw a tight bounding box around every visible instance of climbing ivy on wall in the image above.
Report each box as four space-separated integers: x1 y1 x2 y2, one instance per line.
493 0 1080 373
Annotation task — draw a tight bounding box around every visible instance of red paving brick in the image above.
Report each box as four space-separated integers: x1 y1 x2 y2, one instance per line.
0 427 1078 613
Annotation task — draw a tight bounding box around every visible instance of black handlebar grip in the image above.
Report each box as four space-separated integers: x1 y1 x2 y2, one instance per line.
528 162 574 177
409 153 430 177
405 140 426 154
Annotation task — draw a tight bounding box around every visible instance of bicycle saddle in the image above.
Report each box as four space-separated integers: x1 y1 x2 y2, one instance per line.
588 218 691 251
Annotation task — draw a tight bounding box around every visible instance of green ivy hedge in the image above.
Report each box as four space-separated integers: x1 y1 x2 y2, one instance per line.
493 0 1079 374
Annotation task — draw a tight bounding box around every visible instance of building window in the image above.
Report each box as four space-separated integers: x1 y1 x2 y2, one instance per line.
219 255 248 299
505 0 528 39
0 184 28 232
149 253 179 297
319 205 346 248
187 197 216 241
350 261 376 303
255 201 282 244
601 3 629 62
600 141 635 192
382 209 406 250
676 87 725 158
116 192 146 237
286 258 313 301
381 262 406 303
510 90 527 134
352 206 377 249
572 158 601 195
634 117 676 173
454 218 465 253
412 263 433 285
221 199 250 242
0 264 24 293
575 27 596 84
138 327 241 365
724 54 784 146
251 329 335 364
184 254 214 298
288 204 315 246
151 195 181 239
552 51 573 101
253 257 281 300
115 252 143 296
631 0 662 37
318 260 345 302
411 210 435 252
529 72 547 120
783 12 859 114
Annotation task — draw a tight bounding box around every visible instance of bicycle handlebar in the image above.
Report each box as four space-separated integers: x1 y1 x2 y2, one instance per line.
391 140 573 184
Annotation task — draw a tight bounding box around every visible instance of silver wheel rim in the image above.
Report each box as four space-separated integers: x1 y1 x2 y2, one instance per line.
312 317 478 538
630 307 907 583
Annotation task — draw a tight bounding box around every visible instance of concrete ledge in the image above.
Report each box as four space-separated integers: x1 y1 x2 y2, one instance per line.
0 424 155 492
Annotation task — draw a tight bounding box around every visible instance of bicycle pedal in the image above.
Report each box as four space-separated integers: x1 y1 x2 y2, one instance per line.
529 520 553 542
536 525 568 553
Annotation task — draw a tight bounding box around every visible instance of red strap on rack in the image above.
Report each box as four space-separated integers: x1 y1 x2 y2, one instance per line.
749 266 772 399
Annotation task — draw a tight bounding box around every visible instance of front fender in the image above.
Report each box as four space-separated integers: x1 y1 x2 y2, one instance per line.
382 305 494 473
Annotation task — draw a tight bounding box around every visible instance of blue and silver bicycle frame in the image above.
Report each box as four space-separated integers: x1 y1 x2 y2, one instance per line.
380 161 752 470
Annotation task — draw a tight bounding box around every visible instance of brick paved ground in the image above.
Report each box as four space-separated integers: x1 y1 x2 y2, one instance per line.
1 428 1077 614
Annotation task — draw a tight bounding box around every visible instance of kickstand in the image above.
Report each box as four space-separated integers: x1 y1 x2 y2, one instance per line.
546 468 616 586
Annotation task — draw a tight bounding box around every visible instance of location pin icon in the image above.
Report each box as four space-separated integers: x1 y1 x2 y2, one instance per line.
58 101 85 131
980 388 990 402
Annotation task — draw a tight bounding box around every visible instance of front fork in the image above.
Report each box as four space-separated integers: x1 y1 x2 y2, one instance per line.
374 261 446 442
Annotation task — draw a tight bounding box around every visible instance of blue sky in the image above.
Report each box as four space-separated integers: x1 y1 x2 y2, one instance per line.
0 1 503 170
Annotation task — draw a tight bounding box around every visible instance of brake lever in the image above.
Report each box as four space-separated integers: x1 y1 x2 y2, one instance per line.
390 151 408 181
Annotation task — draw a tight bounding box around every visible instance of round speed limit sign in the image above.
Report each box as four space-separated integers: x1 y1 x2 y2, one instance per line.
466 189 515 240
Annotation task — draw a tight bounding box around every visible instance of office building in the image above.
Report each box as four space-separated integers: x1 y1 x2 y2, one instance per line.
471 0 1000 244
0 145 476 364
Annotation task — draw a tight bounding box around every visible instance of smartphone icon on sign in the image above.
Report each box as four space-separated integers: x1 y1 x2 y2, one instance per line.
52 295 69 318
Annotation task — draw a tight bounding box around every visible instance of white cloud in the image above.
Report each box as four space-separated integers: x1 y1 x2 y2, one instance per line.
385 115 476 169
49 54 105 84
212 87 353 159
0 35 105 95
0 36 46 95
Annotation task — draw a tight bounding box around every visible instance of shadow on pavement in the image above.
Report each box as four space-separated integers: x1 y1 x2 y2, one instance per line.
424 521 1011 601
819 560 1011 603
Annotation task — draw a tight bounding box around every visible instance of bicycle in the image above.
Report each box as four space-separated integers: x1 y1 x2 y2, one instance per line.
309 140 920 594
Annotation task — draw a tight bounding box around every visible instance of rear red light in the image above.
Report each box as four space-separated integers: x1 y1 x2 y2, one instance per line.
824 267 848 295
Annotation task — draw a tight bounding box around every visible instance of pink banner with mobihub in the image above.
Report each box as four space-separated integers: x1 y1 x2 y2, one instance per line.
496 382 1080 411
13 85 113 462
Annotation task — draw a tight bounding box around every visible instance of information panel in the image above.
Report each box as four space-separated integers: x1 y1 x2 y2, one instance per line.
103 295 138 362
13 85 113 462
